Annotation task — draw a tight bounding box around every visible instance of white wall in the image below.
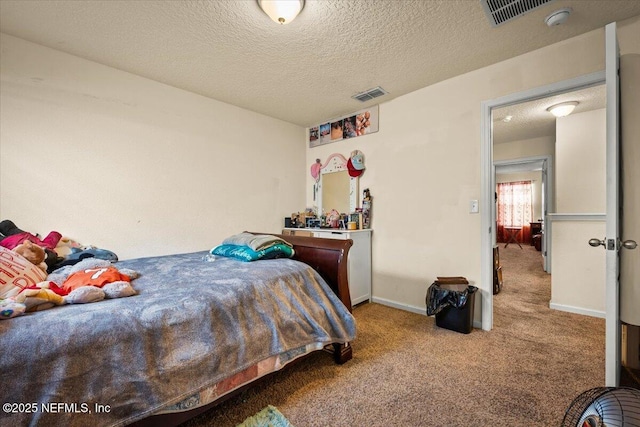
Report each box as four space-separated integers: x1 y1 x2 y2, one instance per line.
0 34 306 259
550 221 606 317
550 108 606 316
306 18 639 319
556 110 606 213
494 136 555 162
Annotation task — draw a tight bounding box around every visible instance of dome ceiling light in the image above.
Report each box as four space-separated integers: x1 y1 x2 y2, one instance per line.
257 0 304 25
547 101 579 117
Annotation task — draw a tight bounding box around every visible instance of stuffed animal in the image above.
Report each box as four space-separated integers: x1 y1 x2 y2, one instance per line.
0 258 139 319
13 240 47 273
12 281 66 312
53 237 83 258
47 258 138 304
52 237 118 271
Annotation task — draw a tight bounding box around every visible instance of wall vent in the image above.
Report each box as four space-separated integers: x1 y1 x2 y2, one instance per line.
352 86 388 102
481 0 556 27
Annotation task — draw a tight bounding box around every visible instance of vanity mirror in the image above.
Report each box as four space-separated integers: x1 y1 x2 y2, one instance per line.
311 151 365 216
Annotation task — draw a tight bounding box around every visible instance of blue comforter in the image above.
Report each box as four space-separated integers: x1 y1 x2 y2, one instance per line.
0 251 356 427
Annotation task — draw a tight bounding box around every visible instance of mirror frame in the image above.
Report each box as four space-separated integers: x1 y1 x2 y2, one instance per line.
315 153 358 215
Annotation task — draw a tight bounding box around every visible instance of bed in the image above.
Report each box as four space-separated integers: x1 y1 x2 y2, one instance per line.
0 233 355 427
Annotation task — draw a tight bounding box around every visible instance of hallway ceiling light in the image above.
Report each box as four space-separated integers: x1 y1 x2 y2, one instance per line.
547 101 579 117
258 0 304 25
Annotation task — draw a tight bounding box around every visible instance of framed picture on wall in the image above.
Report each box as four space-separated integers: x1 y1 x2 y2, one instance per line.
308 105 379 148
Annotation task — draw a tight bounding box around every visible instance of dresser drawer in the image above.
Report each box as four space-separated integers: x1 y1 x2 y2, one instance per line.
312 230 349 240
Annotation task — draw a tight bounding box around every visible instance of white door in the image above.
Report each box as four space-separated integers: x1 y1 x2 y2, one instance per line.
598 22 623 387
592 21 620 388
597 20 640 388
619 51 640 369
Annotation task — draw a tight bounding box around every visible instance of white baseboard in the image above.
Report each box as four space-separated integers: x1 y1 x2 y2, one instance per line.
370 296 483 329
549 302 605 318
371 296 426 315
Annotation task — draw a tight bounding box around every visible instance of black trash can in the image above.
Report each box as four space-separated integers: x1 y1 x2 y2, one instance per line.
426 279 477 334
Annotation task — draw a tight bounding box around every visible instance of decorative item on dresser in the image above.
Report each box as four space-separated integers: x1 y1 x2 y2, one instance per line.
361 188 372 229
283 228 372 306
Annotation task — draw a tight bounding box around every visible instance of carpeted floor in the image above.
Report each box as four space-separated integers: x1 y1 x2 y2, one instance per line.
181 245 606 426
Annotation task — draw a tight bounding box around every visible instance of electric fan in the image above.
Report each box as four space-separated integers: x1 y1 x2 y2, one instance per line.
561 387 640 427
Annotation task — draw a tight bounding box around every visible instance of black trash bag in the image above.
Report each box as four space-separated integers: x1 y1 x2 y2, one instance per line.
426 283 478 316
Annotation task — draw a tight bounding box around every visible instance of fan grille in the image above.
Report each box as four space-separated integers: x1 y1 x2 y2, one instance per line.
562 387 640 427
351 86 387 102
480 0 556 27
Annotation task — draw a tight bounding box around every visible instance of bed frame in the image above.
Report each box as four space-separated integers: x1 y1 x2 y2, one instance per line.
276 233 354 363
130 233 353 427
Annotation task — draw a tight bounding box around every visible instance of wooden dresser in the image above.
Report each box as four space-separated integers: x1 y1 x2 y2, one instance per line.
530 221 542 245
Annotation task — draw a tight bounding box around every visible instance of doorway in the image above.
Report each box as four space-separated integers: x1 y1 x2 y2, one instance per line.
480 71 606 331
493 157 551 272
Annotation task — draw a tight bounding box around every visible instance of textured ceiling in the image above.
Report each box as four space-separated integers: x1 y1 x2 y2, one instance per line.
0 0 639 128
493 84 606 144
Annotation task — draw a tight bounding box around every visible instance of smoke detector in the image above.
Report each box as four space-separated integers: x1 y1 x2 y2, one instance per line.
545 8 572 26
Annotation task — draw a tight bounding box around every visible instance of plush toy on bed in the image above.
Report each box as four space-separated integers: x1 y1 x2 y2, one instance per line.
51 236 119 272
13 241 48 273
0 248 139 320
11 282 66 312
47 258 139 304
0 220 63 272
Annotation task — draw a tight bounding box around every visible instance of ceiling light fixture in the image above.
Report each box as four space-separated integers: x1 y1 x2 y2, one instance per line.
547 101 579 117
258 0 304 25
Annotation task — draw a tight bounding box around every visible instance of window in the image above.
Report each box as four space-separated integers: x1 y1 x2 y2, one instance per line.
496 181 533 243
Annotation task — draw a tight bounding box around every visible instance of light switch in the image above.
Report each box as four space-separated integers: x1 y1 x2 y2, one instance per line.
470 200 479 213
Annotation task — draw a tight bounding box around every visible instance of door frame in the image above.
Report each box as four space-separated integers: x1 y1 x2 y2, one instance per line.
480 71 605 331
494 156 553 272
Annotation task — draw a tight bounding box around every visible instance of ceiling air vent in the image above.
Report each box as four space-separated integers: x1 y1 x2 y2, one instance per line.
481 0 556 27
352 86 388 102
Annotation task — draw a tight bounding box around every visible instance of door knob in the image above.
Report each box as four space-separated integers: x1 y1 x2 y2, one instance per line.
589 238 605 248
589 238 637 250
